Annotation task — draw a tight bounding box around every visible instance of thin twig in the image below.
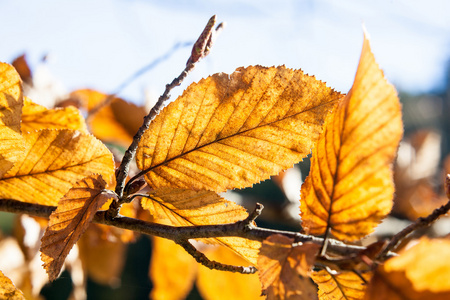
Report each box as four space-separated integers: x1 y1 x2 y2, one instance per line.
379 175 450 258
176 239 257 274
87 41 192 119
111 16 222 219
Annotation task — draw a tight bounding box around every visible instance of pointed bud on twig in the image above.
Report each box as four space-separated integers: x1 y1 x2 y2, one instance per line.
187 15 218 65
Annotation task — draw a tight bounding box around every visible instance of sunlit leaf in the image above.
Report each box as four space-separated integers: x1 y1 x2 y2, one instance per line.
21 97 87 133
40 174 117 281
0 270 25 300
311 269 371 300
149 237 197 300
258 234 319 300
142 188 261 264
197 245 264 300
0 62 24 178
0 129 115 205
70 89 146 146
300 33 403 241
137 65 342 192
364 238 450 300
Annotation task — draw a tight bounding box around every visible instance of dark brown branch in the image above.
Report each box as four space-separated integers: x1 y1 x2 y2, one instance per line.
176 239 256 274
1 198 373 258
379 175 450 258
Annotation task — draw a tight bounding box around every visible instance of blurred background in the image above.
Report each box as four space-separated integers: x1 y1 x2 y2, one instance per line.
1 0 450 299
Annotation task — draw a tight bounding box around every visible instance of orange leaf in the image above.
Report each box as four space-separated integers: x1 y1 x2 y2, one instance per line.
78 225 127 286
197 245 264 300
0 270 25 300
149 237 197 300
311 269 371 300
21 97 87 133
364 238 450 300
70 89 146 146
11 54 32 84
300 33 403 241
0 62 24 178
258 234 320 300
142 188 261 264
136 65 342 192
0 129 115 205
40 174 117 281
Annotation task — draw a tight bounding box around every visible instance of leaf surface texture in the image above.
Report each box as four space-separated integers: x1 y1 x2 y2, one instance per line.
300 34 403 241
137 65 342 192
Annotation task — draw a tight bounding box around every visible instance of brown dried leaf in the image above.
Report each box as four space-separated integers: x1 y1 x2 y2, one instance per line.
0 129 115 205
11 54 32 84
0 62 24 178
197 245 264 300
21 97 87 133
300 33 403 241
149 237 197 300
258 234 319 300
364 238 450 300
311 269 371 300
40 174 117 281
142 188 261 264
0 270 25 300
137 65 342 192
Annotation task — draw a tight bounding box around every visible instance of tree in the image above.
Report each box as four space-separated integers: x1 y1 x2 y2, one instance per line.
1 15 450 300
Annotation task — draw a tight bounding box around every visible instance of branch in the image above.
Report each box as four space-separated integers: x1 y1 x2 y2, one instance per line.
176 239 256 274
0 198 375 258
112 15 222 217
379 174 450 258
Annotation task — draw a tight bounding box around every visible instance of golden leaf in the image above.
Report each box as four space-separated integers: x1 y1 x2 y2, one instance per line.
78 225 127 286
0 129 115 205
0 62 24 178
136 65 342 192
0 270 25 300
300 33 403 241
70 89 146 146
364 238 450 300
40 174 117 281
258 234 319 300
21 97 87 133
197 246 264 300
141 188 261 264
311 269 371 300
149 237 197 300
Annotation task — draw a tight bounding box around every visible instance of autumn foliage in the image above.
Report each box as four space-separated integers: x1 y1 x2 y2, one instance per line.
1 16 450 300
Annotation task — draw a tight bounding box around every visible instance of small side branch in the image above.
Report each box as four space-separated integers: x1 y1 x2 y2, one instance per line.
379 174 450 258
176 239 257 274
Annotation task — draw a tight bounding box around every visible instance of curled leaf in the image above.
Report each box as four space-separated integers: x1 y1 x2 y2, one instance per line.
365 238 450 300
300 33 403 241
40 174 117 281
137 65 342 192
0 129 115 205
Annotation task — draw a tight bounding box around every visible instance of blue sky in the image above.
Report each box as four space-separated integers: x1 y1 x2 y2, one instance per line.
1 0 449 105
